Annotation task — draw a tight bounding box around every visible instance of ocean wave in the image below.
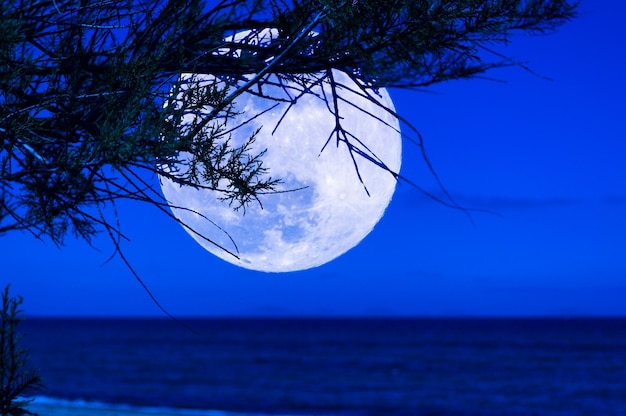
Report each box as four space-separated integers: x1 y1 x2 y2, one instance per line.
24 395 297 416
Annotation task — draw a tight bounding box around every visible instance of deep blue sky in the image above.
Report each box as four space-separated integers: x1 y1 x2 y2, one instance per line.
4 1 625 317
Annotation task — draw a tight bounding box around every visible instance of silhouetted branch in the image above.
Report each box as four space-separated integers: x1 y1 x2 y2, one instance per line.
1 0 577 243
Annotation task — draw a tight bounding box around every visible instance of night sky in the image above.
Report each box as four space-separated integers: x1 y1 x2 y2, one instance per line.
4 1 625 317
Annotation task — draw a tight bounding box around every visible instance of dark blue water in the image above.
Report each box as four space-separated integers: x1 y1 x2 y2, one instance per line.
20 318 626 415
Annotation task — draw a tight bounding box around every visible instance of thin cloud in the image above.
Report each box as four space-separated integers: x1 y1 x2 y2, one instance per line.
463 195 581 210
602 195 626 205
394 191 580 211
395 189 626 210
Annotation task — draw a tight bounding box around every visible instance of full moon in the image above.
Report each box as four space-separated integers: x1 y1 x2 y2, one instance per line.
160 67 401 272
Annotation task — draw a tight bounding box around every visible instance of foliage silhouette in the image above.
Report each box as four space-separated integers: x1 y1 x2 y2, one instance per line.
0 285 42 416
1 0 577 247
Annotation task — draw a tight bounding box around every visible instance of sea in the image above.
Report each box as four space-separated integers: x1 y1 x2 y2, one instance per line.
17 318 626 416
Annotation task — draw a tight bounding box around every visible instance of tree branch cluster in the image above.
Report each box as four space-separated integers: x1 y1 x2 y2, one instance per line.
0 0 577 244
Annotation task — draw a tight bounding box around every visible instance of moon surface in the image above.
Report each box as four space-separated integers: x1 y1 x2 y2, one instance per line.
160 67 401 272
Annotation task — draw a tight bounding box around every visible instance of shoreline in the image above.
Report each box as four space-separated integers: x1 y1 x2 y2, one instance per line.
26 399 253 416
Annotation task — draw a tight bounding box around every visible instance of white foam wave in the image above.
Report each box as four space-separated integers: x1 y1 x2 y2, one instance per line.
24 395 299 416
